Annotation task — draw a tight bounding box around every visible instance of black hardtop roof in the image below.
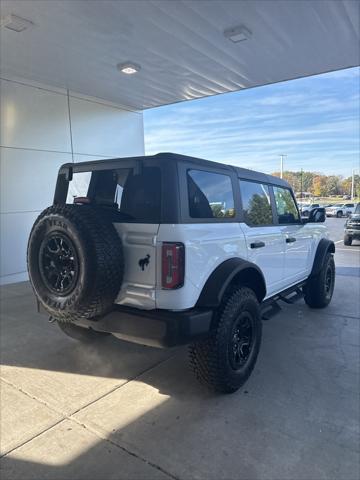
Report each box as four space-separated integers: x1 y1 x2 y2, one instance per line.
62 152 291 189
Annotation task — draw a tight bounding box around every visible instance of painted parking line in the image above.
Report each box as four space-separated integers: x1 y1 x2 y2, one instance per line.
336 248 360 252
336 266 360 277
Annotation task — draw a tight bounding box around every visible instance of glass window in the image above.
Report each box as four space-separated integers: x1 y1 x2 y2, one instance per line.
240 180 273 226
187 170 235 219
66 167 162 223
273 186 300 224
66 172 92 202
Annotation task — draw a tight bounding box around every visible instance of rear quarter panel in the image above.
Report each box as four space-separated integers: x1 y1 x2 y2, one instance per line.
156 223 248 310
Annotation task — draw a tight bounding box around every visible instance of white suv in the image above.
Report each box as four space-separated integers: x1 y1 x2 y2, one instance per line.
326 203 356 217
28 153 335 393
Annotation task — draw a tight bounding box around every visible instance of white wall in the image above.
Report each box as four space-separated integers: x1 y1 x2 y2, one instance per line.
0 77 144 285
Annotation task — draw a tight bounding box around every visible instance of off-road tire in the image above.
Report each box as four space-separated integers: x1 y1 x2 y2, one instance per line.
304 253 335 309
336 211 343 218
27 204 124 321
189 287 262 394
57 321 110 342
344 234 352 246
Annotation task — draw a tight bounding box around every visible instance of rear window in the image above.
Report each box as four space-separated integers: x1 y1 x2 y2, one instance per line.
66 167 161 223
187 169 235 219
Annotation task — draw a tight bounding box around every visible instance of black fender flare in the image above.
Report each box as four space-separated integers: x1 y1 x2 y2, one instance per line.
196 258 266 308
310 238 335 277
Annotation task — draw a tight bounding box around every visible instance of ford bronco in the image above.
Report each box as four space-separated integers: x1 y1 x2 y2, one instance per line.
27 153 335 393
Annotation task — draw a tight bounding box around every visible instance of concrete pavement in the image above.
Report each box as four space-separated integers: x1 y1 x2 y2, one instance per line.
1 218 359 480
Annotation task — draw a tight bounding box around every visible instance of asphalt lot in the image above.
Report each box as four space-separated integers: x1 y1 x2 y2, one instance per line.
0 217 359 480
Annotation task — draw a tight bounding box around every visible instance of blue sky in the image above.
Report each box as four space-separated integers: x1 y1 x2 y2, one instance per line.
144 67 359 177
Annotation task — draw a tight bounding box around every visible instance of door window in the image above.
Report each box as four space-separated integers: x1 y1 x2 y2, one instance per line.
187 170 235 218
273 186 300 224
239 180 273 226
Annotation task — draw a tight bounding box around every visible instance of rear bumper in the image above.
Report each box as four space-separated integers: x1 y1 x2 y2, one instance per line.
71 305 213 348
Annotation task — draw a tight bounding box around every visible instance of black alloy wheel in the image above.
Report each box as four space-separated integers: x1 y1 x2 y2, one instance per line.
39 233 79 296
229 312 253 371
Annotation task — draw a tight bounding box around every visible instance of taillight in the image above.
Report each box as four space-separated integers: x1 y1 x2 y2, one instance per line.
161 242 185 289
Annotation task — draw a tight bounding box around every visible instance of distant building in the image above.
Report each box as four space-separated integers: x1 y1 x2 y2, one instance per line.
295 192 312 198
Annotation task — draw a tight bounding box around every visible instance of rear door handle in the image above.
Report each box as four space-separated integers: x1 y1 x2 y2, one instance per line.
286 237 297 243
250 241 265 249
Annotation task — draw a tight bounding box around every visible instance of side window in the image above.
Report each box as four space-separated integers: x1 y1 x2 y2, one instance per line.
240 180 273 226
273 186 300 224
66 167 162 223
187 170 235 219
66 172 92 202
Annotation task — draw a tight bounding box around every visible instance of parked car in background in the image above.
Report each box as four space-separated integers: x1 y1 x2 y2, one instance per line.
326 203 356 218
344 203 360 245
300 203 320 217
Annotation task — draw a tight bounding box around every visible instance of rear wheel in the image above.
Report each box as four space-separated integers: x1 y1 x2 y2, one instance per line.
57 321 110 342
344 234 352 246
304 253 335 308
189 287 262 393
336 211 343 218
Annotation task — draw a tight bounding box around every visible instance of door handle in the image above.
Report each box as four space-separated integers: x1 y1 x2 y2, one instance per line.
286 237 297 243
250 241 265 249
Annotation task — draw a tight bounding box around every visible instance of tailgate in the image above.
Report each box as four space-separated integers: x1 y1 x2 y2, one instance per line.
113 223 160 309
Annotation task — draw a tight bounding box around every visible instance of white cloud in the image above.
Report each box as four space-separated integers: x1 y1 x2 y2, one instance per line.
144 67 360 176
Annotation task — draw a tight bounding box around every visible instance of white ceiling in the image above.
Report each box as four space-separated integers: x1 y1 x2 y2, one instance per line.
0 0 359 111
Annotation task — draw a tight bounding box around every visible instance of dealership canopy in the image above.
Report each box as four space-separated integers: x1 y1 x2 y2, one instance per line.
1 0 359 110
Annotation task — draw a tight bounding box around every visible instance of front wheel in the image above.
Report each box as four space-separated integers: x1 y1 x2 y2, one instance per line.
344 234 352 246
189 287 262 394
304 253 335 308
336 211 343 218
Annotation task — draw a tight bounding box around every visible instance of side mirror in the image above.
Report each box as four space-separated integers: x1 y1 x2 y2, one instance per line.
304 207 325 223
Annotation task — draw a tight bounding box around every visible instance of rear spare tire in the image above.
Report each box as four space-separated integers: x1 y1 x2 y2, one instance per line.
27 204 124 321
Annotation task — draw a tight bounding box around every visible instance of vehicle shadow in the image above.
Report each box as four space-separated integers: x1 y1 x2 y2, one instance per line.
1 281 359 479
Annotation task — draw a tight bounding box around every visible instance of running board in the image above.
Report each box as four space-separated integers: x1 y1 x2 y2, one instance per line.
261 283 305 321
261 301 281 321
278 288 304 304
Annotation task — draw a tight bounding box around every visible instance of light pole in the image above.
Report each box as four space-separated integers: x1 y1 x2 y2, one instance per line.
279 154 287 179
351 169 355 200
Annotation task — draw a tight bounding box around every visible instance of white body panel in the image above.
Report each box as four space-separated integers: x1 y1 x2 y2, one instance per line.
155 223 247 310
279 224 314 284
114 223 159 310
113 220 329 311
239 223 284 297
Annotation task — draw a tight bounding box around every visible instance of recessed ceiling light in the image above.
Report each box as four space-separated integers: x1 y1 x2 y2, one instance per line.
117 62 141 75
0 14 34 32
224 25 252 43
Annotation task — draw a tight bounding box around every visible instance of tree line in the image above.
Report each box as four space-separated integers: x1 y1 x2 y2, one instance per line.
271 171 360 198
